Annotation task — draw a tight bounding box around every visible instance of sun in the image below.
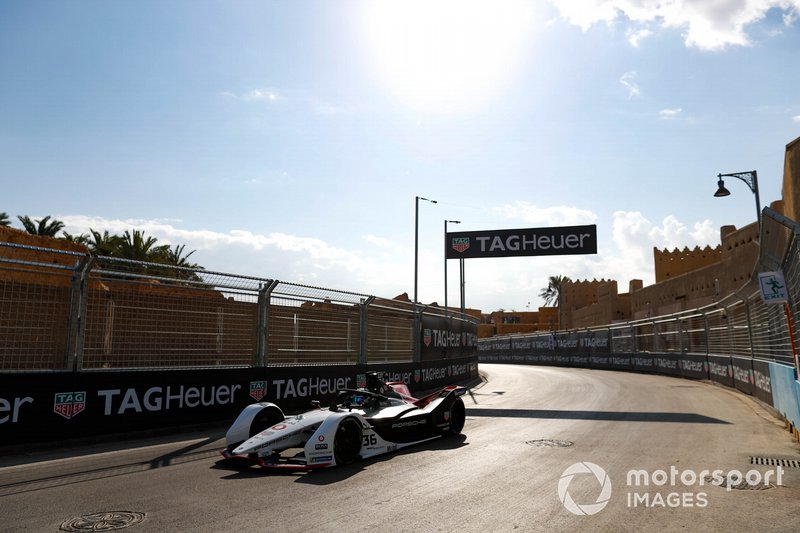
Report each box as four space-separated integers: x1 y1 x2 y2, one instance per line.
360 0 535 115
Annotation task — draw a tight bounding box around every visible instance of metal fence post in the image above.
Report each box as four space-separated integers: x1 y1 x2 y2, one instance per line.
737 292 756 359
65 255 93 371
256 280 279 366
359 296 375 364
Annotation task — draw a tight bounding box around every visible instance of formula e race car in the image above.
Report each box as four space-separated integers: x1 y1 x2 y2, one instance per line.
219 373 467 470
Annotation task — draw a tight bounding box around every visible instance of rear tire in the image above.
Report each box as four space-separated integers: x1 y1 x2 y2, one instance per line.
444 398 466 436
333 418 362 465
249 406 284 438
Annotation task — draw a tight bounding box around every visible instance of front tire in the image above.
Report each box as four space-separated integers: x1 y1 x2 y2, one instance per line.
333 418 362 465
444 398 466 436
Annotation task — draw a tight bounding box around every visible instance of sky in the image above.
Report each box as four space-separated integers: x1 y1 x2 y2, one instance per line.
2 0 800 312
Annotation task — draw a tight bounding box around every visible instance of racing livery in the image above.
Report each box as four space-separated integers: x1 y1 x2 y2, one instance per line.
219 373 467 470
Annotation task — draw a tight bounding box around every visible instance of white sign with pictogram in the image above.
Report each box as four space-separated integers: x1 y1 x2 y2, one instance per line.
758 271 789 304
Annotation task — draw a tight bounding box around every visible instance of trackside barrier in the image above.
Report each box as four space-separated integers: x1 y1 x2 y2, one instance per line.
478 340 800 440
0 357 479 445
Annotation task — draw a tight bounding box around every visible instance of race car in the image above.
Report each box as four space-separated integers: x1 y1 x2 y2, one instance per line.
219 372 467 470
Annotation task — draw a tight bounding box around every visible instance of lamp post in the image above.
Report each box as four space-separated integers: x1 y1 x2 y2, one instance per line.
714 170 761 231
414 196 437 362
414 196 437 310
444 219 460 316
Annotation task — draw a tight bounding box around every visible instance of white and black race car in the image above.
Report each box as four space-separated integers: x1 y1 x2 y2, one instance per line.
219 372 467 470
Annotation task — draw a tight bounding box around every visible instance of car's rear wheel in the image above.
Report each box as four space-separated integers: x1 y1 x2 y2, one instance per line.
249 406 284 438
333 418 362 465
444 398 466 436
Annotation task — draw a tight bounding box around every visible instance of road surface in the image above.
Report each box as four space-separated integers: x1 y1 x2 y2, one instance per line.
2 364 799 532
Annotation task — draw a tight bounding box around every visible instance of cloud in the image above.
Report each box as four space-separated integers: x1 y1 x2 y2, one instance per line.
53 211 721 312
626 28 653 47
548 0 800 50
222 89 281 102
659 107 682 120
619 71 640 98
792 115 800 123
491 201 598 226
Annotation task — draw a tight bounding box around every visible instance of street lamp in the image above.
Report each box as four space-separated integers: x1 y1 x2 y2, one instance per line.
714 170 761 231
444 220 461 315
414 196 437 311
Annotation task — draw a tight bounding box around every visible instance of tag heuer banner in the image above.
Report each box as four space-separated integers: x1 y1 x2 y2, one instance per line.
446 224 597 259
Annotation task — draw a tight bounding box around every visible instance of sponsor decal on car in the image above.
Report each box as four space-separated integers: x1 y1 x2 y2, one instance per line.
54 391 86 420
311 456 332 463
249 381 267 401
392 419 427 428
315 443 328 450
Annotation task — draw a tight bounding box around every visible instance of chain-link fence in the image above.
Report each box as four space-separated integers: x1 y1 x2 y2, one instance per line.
479 207 800 371
0 242 478 371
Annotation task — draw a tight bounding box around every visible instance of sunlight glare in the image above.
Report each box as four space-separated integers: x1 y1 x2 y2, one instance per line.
362 0 534 115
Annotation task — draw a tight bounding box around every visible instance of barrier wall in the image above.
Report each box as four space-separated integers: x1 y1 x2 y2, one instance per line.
0 356 479 446
478 340 800 440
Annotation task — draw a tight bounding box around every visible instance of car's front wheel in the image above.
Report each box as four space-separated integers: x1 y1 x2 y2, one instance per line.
333 418 362 465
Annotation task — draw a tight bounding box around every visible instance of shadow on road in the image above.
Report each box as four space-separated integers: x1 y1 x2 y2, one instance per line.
212 434 470 484
465 408 730 424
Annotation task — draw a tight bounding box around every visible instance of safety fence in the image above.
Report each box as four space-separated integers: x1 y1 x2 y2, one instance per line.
478 206 800 439
0 242 479 371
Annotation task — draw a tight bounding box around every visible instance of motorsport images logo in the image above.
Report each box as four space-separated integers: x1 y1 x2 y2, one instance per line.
558 462 612 516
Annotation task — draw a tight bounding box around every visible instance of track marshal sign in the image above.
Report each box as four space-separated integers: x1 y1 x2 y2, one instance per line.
446 224 597 259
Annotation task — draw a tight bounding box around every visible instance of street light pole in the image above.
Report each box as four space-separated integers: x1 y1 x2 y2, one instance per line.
414 196 437 311
714 170 762 232
414 196 436 362
444 219 460 316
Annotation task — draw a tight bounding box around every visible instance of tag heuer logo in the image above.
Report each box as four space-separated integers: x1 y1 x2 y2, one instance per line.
423 329 432 346
414 370 421 383
250 381 267 401
356 373 367 389
451 237 470 253
54 391 86 419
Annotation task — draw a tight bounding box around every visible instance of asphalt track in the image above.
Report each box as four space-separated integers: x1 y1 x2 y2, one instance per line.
2 363 800 532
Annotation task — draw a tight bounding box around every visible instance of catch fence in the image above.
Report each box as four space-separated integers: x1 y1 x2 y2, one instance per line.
0 243 477 370
480 207 800 371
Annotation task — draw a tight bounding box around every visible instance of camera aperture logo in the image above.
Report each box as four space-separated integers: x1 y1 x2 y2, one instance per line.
558 462 612 516
558 462 785 514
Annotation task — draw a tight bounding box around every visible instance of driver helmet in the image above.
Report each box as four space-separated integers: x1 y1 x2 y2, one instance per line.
365 372 387 394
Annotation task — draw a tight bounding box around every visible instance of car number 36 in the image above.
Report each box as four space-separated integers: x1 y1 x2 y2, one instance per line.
362 434 378 446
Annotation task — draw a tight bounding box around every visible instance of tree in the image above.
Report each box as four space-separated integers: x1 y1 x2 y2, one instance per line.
161 244 199 268
118 230 168 262
17 215 65 237
539 275 572 307
61 231 90 245
0 212 10 227
87 229 122 257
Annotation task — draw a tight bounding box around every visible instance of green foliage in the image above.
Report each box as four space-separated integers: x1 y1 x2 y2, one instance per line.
17 215 65 237
539 275 572 307
1 212 204 280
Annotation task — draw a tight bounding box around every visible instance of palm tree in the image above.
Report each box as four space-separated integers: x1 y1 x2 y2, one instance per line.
87 229 122 257
0 212 10 227
539 275 572 307
61 231 90 245
118 230 168 262
17 215 65 237
161 244 200 268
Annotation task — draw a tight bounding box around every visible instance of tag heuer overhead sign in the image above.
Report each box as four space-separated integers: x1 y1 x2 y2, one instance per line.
446 224 597 259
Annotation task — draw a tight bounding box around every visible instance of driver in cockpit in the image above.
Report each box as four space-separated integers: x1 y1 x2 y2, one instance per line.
365 372 401 399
